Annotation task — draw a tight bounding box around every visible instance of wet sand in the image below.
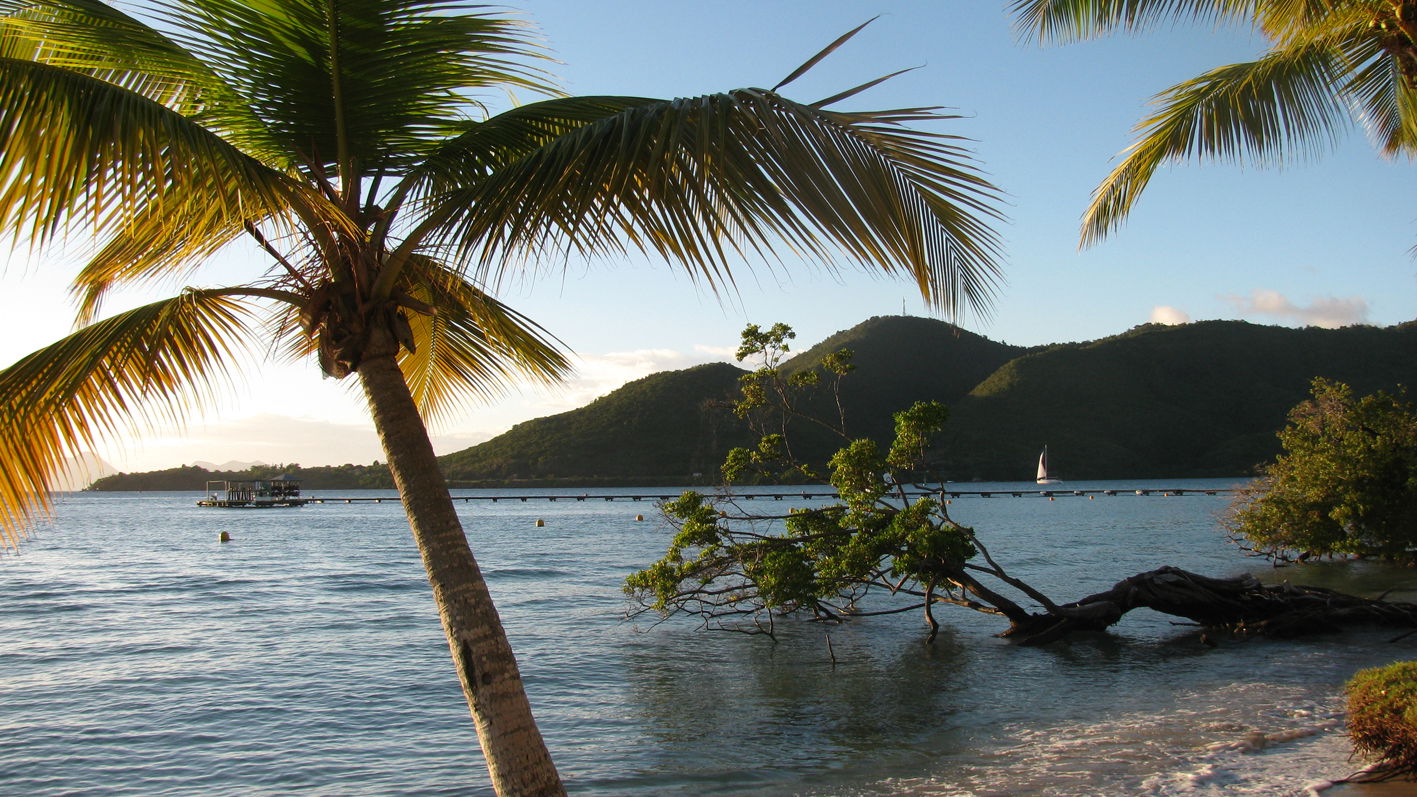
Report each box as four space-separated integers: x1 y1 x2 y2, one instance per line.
1324 779 1417 795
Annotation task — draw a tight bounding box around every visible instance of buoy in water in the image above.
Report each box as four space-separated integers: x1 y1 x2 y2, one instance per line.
218 531 231 543
535 518 545 527
635 514 644 522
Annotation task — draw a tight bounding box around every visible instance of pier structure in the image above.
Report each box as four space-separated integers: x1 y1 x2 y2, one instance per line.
299 487 1237 504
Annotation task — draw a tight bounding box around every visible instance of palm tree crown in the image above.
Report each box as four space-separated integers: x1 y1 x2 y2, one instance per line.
1 3 1005 794
1012 0 1417 245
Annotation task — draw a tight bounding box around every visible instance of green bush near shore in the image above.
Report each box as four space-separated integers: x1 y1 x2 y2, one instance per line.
1347 662 1417 775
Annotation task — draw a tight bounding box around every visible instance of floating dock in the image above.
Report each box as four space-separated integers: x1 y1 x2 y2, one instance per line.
198 477 309 508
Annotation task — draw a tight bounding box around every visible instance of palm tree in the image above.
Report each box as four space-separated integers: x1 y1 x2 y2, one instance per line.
1011 0 1417 245
0 2 1004 794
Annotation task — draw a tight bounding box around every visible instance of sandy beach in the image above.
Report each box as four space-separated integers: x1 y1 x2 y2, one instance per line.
1325 782 1417 796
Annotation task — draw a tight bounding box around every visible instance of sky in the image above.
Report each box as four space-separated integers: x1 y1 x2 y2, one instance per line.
2 1 1414 478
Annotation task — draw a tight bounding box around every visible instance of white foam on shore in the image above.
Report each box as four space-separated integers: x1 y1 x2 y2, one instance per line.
1138 714 1353 797
842 681 1371 797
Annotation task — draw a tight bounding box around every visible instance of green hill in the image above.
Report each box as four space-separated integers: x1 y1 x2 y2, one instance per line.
439 316 1025 486
441 316 1417 484
782 315 1025 446
938 320 1417 480
439 362 750 486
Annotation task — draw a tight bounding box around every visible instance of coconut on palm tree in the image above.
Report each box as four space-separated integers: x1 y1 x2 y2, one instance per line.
0 2 1004 794
1011 0 1417 245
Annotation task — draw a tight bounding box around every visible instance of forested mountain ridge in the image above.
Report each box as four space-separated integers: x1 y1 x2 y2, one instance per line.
89 462 394 491
88 316 1417 490
939 319 1417 479
442 316 1416 483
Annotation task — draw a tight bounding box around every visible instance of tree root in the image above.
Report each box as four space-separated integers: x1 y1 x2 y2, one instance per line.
999 566 1417 646
1339 762 1417 784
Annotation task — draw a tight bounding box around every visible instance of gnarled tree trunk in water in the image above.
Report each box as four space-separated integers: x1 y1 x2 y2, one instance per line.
357 331 564 797
999 566 1417 646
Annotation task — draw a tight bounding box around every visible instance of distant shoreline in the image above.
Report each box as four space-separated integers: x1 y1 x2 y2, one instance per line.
84 475 1251 495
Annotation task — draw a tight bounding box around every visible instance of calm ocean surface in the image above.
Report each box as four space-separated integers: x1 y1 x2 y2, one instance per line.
3 479 1415 796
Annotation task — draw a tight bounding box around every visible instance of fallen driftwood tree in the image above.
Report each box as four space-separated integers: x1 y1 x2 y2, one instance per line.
1000 566 1417 645
627 491 1417 645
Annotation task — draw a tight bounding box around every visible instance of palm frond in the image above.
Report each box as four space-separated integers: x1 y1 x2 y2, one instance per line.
0 55 313 252
385 95 662 226
1010 0 1257 43
0 0 289 164
408 90 1005 321
161 0 560 181
1081 39 1347 246
1253 0 1368 43
773 16 877 91
68 180 341 324
811 67 919 110
0 47 354 319
0 289 256 546
1332 12 1417 156
394 255 570 425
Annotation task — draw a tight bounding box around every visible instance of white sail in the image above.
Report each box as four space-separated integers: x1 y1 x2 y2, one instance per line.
1036 446 1061 484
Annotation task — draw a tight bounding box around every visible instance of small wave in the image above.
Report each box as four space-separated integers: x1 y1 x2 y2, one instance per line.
1200 721 1339 754
316 574 420 593
9 600 93 615
487 567 570 579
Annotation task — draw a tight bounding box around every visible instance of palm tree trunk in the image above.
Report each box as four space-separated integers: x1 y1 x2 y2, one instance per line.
357 331 564 797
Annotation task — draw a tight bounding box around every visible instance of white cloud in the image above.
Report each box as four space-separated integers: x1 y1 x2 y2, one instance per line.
1149 306 1190 325
540 347 721 413
101 414 387 472
693 343 739 360
1222 289 1369 328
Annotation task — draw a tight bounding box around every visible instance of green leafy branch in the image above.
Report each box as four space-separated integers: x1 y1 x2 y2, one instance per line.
627 323 1047 642
726 322 857 483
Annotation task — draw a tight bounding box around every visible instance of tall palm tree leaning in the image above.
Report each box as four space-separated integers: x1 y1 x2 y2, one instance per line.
1011 0 1417 245
0 3 1004 794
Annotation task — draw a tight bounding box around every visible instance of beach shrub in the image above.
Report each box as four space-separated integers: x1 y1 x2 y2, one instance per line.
1227 379 1417 563
1347 662 1417 776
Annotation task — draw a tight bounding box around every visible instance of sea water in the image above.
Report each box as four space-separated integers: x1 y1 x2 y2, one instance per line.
2 480 1414 796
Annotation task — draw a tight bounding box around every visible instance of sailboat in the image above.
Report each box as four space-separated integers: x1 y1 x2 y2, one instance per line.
1035 446 1062 485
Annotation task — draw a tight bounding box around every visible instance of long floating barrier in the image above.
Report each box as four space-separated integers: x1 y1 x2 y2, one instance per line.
300 487 1239 504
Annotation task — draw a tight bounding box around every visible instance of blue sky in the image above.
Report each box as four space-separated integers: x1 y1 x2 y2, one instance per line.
2 1 1413 475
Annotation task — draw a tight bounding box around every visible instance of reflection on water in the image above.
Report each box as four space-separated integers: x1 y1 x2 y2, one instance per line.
617 626 974 793
1254 557 1417 599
